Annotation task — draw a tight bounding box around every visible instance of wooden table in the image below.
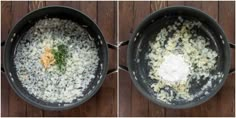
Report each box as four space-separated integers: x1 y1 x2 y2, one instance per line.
1 1 117 117
1 1 235 117
119 1 235 117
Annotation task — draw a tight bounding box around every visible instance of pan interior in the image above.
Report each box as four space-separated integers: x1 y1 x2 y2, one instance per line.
5 7 108 110
129 12 230 107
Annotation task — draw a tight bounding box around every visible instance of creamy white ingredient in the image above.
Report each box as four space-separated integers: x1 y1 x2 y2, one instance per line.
158 54 190 82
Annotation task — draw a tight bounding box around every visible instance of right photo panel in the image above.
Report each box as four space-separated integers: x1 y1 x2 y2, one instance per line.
119 1 235 117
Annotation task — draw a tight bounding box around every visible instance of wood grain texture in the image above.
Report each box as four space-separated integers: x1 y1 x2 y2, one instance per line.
119 1 133 69
45 1 72 7
167 1 184 6
1 1 12 117
218 1 235 117
201 1 218 21
98 1 116 45
79 1 97 23
1 1 235 117
97 2 117 117
151 1 167 13
1 72 10 117
119 70 132 116
184 1 202 9
2 1 117 117
97 73 117 116
29 1 45 11
118 0 132 109
8 1 28 117
219 1 235 72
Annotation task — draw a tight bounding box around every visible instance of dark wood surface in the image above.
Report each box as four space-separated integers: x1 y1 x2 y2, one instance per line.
1 1 117 117
1 1 235 117
119 1 235 117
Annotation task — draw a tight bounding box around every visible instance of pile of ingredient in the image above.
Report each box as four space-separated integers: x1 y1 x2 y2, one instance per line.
14 18 99 103
148 16 223 104
40 47 55 69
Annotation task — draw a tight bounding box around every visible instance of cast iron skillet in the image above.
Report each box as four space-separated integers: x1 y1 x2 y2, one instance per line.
127 6 235 109
2 6 113 110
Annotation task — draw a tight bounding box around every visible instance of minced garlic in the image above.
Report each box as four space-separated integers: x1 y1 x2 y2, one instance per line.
40 47 55 69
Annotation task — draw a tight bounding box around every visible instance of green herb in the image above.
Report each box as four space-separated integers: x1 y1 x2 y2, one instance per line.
52 44 68 72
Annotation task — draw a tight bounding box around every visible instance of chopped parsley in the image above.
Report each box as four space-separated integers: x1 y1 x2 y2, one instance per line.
52 44 68 72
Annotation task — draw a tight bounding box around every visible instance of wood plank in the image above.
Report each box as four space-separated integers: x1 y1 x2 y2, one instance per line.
119 1 133 68
150 1 167 13
119 70 132 116
216 74 235 116
119 1 134 43
219 1 235 71
26 104 43 117
97 1 117 117
1 1 12 42
167 1 184 6
184 1 202 9
218 1 235 116
133 1 150 27
79 1 97 23
130 1 150 117
97 1 116 45
8 1 28 117
25 1 46 117
201 1 218 21
118 4 133 117
97 73 117 116
45 1 72 7
1 73 10 117
1 1 12 117
148 1 167 117
29 1 45 11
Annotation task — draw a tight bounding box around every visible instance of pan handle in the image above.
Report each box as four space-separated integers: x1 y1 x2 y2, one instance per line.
106 43 118 75
119 65 128 72
107 40 129 74
229 42 235 74
1 41 5 73
119 40 129 72
118 40 129 47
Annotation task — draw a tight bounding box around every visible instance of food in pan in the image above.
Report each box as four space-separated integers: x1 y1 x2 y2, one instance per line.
14 18 99 103
147 16 223 104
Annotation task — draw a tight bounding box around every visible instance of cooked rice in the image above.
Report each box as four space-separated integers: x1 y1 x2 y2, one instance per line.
14 18 99 103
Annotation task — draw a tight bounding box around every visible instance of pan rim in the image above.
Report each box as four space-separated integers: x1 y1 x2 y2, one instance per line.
3 5 109 111
127 5 231 109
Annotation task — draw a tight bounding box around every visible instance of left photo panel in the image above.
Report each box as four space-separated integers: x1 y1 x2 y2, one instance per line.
1 1 117 117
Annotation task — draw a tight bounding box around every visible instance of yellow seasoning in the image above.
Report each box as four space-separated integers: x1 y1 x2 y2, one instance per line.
40 47 55 69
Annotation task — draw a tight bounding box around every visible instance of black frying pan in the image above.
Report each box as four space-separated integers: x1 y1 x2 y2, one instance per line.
127 6 235 109
2 6 116 110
